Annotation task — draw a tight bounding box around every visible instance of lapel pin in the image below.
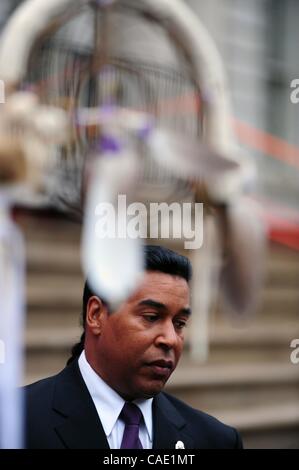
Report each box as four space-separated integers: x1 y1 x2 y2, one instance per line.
175 440 185 449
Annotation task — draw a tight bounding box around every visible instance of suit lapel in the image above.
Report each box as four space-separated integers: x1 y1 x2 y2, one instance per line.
52 361 110 449
153 394 194 449
50 362 195 449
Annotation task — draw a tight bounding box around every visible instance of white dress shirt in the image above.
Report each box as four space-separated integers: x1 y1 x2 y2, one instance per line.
78 350 153 449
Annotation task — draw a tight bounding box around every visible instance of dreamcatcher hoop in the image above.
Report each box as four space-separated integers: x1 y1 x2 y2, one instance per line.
0 0 255 301
0 0 245 191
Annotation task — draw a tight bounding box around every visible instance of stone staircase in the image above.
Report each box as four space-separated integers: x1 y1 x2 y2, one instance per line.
19 212 299 449
169 244 299 449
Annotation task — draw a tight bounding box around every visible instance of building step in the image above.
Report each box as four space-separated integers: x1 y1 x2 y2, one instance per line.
26 310 81 329
25 237 299 286
25 319 299 383
166 360 299 419
26 241 82 275
265 261 299 287
206 321 298 363
219 403 299 449
215 286 299 320
26 274 84 310
26 272 299 320
218 402 299 433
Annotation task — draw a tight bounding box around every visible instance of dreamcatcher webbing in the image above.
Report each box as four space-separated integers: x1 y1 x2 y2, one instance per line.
22 2 204 214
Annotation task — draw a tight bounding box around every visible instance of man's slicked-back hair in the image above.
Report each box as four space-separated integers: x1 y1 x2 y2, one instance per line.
144 244 192 282
66 245 192 365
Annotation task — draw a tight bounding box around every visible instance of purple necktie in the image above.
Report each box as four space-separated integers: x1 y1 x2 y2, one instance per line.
120 402 143 449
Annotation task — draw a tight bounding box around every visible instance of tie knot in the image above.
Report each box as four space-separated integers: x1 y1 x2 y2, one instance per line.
120 402 143 426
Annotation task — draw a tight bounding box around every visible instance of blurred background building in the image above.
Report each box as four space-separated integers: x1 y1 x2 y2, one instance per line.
0 0 298 448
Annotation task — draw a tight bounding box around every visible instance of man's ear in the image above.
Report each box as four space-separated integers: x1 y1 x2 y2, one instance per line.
86 296 107 335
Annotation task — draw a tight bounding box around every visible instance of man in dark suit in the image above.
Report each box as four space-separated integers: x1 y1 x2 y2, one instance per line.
25 245 243 449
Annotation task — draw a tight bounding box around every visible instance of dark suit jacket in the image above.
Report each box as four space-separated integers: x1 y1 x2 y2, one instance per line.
25 360 242 449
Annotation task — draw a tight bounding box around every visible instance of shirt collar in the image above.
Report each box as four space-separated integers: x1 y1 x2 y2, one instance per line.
78 351 153 441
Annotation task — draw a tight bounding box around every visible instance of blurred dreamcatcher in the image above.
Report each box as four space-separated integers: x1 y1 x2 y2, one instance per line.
0 0 265 447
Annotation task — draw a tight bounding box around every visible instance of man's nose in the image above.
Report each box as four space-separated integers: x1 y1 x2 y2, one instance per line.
155 321 178 350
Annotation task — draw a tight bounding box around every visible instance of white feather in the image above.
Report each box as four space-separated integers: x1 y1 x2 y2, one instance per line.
81 148 144 307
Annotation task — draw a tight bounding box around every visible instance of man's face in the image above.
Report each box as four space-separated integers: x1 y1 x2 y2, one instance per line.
88 271 191 400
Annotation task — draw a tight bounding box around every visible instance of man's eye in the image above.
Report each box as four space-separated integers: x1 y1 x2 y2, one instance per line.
143 314 158 322
174 320 187 330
